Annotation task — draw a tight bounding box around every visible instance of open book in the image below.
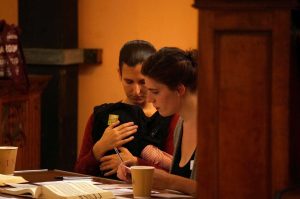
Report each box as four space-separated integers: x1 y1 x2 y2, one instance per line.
0 181 115 199
0 174 28 186
0 183 41 198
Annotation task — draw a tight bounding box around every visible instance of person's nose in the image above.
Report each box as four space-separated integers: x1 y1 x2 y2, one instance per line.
133 84 141 95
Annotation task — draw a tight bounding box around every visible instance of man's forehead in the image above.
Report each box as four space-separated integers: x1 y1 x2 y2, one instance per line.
121 64 144 79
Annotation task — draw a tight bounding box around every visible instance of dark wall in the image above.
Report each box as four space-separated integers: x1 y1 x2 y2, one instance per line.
18 0 78 171
19 0 77 48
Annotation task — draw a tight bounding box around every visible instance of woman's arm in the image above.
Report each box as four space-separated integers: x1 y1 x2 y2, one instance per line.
153 169 196 196
99 144 173 176
117 163 196 196
139 145 173 170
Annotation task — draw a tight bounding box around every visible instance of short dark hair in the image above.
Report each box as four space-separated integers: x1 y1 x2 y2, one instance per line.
142 47 198 92
118 40 156 76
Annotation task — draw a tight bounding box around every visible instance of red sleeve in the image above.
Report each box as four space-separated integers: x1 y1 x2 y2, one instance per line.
163 113 180 155
74 114 100 175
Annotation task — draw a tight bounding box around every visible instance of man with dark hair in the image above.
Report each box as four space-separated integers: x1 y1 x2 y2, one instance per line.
75 40 177 179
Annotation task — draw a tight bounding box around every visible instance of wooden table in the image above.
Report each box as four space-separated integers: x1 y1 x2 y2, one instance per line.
0 169 194 199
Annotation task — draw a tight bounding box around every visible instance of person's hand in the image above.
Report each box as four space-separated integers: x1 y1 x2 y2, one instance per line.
92 121 138 159
99 147 137 177
117 159 137 182
117 164 171 189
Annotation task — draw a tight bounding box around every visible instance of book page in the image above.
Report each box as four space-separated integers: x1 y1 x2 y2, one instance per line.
41 181 114 199
0 185 41 198
0 174 28 186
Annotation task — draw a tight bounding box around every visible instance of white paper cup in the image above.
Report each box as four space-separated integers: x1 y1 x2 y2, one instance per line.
0 146 18 175
131 166 154 199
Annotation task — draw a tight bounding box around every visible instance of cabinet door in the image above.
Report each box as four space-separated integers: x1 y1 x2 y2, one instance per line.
0 94 41 170
197 9 291 199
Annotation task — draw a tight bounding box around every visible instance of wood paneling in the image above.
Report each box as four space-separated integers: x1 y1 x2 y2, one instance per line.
0 76 49 170
217 31 271 199
197 8 292 199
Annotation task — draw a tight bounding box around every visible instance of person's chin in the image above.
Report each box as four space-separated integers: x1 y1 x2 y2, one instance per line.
132 98 146 105
157 110 167 117
157 109 173 117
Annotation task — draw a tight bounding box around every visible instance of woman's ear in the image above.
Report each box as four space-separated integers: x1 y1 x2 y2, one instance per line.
177 84 186 96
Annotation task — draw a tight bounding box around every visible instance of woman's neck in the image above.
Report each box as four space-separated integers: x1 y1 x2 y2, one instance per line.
179 92 197 124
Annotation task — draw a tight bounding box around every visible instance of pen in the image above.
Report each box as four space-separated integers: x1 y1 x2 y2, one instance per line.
114 147 124 162
55 176 93 180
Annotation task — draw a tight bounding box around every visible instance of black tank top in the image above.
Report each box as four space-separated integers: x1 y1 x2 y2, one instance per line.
170 130 195 178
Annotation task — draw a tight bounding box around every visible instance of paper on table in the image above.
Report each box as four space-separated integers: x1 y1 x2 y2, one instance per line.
114 196 129 199
0 174 28 186
35 180 100 185
1 181 115 199
151 193 193 198
96 184 132 190
110 188 132 196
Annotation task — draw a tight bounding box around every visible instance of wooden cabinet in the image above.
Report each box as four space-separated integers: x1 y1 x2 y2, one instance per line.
195 0 299 198
19 0 80 171
0 76 48 170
